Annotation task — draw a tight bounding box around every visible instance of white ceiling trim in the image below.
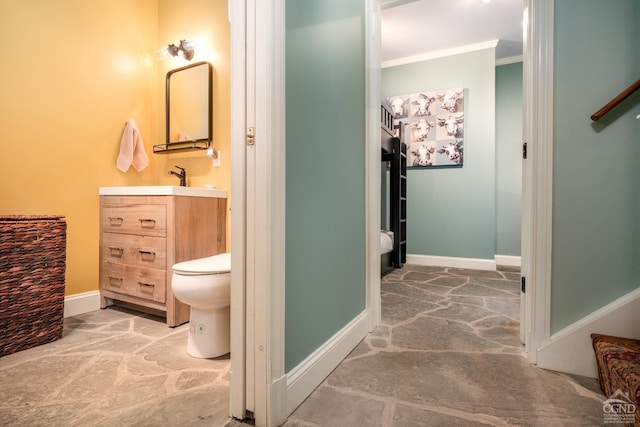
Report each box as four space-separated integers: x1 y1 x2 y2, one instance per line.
381 39 499 69
380 0 420 9
496 55 524 66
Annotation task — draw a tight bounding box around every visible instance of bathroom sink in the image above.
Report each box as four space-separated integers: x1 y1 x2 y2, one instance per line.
98 186 227 198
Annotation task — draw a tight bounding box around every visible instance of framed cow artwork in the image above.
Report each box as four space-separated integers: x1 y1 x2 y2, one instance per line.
385 87 464 168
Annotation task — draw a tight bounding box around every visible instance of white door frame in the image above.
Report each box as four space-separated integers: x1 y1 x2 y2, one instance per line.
366 0 382 330
521 0 554 362
229 0 247 419
229 0 286 425
251 0 287 425
365 0 556 363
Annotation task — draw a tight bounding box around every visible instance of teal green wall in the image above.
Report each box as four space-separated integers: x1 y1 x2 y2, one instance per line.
285 0 366 372
496 62 523 256
551 0 640 332
382 49 496 259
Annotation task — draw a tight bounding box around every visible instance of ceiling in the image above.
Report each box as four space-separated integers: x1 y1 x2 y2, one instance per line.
380 0 524 64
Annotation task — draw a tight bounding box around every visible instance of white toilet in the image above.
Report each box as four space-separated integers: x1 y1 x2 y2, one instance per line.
171 252 231 358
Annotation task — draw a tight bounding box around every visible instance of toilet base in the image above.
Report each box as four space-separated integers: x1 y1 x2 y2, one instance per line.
186 306 230 358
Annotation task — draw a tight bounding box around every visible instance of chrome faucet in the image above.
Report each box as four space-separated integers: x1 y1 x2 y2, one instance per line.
169 166 186 187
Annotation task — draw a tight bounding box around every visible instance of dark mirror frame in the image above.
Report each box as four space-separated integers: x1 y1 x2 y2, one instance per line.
153 61 213 154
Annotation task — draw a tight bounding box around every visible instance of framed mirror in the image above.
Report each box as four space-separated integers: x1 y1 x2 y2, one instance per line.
153 61 213 153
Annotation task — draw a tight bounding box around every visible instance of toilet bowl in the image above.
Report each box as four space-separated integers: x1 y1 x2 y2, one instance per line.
171 252 231 358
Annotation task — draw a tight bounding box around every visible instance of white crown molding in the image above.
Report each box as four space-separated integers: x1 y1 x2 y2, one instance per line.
380 0 419 9
496 55 523 66
382 39 499 68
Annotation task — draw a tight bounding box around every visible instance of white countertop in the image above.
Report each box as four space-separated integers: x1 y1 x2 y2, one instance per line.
99 186 227 198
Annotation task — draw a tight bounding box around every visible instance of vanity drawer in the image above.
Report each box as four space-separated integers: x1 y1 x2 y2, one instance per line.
102 233 167 270
101 263 166 303
101 204 167 237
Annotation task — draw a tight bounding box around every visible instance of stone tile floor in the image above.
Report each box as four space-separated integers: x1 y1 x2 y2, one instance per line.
276 265 608 427
0 306 231 427
2 266 609 426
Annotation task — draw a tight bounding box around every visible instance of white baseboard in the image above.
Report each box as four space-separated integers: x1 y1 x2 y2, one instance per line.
536 286 640 378
494 255 521 268
64 291 101 318
286 310 370 415
406 254 496 271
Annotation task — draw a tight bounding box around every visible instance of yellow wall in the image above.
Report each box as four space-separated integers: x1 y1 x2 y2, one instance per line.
155 0 231 249
0 0 230 296
155 0 231 193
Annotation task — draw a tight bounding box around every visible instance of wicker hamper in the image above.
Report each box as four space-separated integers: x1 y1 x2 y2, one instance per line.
0 215 66 357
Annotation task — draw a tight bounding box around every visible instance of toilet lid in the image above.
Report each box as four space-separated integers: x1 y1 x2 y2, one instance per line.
172 252 231 274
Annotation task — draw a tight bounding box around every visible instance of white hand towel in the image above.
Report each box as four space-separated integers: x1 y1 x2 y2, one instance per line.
117 119 149 172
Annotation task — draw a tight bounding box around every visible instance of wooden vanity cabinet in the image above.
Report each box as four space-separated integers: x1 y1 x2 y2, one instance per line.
99 195 226 326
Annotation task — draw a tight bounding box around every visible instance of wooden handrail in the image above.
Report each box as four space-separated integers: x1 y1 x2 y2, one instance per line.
591 79 640 121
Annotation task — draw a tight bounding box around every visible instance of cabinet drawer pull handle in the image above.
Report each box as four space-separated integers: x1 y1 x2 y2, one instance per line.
108 217 124 226
108 246 124 257
108 276 123 286
138 218 156 228
138 250 156 260
138 281 155 288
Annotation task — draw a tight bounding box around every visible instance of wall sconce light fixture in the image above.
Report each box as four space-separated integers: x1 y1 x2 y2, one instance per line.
155 39 196 61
